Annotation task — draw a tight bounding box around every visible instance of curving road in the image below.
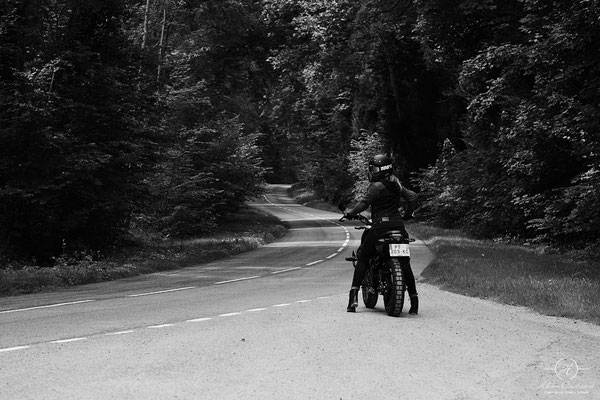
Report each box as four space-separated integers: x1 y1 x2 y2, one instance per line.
0 185 598 399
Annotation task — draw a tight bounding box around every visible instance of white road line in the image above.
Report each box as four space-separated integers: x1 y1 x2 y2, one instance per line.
148 324 174 329
326 253 337 259
271 267 301 274
214 276 260 285
105 330 135 336
273 303 291 307
0 300 95 314
246 308 268 312
220 312 242 317
51 337 87 344
128 286 196 297
186 317 212 323
0 345 30 353
296 300 311 303
306 260 323 266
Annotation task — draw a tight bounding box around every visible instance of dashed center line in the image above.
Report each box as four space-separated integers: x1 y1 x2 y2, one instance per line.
0 300 95 314
128 287 196 297
187 317 212 323
214 276 260 285
220 312 242 317
105 330 135 336
0 294 342 354
51 337 87 344
0 346 30 353
271 267 301 274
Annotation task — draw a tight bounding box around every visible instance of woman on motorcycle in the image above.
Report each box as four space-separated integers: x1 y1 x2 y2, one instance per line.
343 154 419 314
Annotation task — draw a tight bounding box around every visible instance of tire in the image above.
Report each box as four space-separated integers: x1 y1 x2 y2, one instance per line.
383 258 406 317
361 268 378 308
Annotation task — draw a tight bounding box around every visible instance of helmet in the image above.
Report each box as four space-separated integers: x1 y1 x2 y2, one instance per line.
368 154 393 182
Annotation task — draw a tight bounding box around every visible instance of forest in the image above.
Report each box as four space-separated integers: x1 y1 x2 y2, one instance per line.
1 0 599 265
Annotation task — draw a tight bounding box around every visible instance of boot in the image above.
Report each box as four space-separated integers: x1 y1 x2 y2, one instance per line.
409 294 419 315
347 288 359 312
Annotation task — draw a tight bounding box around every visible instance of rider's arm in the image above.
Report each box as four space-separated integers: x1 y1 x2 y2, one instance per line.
401 187 418 219
344 184 380 217
344 201 368 217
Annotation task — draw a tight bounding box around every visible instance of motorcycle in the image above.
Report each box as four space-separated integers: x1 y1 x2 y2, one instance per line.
340 213 415 317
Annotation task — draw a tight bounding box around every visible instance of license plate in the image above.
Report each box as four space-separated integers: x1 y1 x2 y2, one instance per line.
389 243 410 257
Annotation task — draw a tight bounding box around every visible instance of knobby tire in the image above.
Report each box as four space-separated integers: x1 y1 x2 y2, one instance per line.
383 258 406 317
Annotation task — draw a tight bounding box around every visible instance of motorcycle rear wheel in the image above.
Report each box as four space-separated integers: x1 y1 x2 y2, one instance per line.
383 258 406 317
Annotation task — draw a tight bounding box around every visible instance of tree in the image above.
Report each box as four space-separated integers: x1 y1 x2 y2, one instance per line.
0 0 157 260
414 0 600 246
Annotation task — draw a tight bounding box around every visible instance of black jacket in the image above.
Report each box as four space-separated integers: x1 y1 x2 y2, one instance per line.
345 175 417 221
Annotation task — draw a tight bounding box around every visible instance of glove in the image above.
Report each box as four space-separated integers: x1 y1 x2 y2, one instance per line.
344 213 355 220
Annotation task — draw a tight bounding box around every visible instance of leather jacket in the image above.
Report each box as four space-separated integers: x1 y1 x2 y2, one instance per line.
345 175 417 222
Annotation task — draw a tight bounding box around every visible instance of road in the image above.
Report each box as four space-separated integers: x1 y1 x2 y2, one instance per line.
0 185 598 399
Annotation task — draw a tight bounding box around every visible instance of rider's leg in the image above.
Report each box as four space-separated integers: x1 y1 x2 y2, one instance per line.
347 259 366 312
404 264 417 295
400 226 419 315
403 264 419 315
348 231 377 312
347 288 359 312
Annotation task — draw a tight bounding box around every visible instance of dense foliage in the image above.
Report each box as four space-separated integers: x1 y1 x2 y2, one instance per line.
1 0 599 264
413 0 600 248
0 0 269 262
262 0 600 250
1 0 157 260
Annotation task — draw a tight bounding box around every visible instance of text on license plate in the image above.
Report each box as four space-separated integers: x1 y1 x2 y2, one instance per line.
389 243 410 257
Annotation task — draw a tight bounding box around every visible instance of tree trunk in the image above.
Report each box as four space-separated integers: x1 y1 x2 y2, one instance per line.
140 0 151 52
137 0 151 89
157 7 166 84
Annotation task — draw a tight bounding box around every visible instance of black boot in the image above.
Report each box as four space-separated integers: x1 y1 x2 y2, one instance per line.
409 294 419 315
347 289 359 312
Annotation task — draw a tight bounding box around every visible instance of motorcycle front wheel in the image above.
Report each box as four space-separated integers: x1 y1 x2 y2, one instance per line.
383 258 406 317
361 267 378 308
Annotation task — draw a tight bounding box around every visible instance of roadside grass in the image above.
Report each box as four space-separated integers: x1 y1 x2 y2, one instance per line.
0 207 287 297
288 183 340 213
408 223 600 325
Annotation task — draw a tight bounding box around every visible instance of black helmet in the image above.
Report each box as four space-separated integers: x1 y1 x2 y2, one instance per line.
368 154 393 182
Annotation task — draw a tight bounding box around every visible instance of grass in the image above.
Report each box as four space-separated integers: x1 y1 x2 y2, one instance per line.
408 223 600 325
287 183 340 213
0 207 288 297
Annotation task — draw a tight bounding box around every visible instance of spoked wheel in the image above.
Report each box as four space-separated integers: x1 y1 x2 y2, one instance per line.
383 258 406 317
361 268 378 308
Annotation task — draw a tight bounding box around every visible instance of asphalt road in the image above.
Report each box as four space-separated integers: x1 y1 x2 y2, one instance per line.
1 185 598 399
